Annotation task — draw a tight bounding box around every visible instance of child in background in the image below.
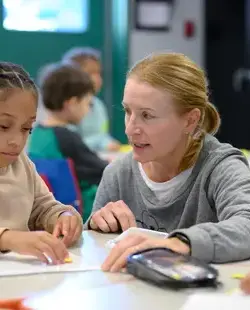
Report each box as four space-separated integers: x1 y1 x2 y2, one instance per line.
0 62 83 264
62 47 121 152
28 63 108 222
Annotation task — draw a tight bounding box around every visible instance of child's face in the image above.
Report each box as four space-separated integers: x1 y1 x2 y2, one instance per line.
67 93 92 124
0 89 37 167
80 59 102 93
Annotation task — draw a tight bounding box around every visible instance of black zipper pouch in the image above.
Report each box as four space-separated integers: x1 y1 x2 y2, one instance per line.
127 248 219 289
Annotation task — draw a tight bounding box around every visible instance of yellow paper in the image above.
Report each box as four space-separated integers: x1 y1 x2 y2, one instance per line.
64 257 73 263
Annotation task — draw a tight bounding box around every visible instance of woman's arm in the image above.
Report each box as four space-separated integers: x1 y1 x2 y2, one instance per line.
169 157 250 263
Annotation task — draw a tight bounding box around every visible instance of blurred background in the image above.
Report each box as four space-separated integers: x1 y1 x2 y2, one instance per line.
0 0 248 149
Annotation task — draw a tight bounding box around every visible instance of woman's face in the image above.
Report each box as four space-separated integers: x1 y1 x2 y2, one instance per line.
123 78 199 164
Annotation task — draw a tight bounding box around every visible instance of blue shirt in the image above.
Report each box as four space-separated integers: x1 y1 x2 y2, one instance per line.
68 96 115 151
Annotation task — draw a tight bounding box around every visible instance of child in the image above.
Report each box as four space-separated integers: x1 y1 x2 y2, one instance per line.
0 62 83 265
62 47 121 152
28 63 108 222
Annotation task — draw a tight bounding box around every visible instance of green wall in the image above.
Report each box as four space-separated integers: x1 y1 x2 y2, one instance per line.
0 0 105 79
0 0 129 143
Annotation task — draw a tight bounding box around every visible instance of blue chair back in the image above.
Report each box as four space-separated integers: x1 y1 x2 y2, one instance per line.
30 157 83 215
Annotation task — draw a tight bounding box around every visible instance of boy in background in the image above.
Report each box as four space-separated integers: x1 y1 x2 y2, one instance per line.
28 63 108 222
62 47 121 152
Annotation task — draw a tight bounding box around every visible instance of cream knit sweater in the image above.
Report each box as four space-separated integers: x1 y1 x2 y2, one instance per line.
0 152 82 239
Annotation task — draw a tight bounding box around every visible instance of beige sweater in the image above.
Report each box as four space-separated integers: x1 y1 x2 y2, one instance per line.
0 152 83 239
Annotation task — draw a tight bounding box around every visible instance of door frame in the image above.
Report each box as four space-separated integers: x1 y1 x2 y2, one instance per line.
104 0 130 144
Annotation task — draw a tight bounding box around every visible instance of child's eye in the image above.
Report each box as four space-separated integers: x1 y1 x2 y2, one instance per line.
0 125 9 131
22 128 32 134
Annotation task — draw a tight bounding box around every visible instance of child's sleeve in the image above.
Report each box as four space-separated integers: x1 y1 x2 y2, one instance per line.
54 127 108 185
27 158 83 233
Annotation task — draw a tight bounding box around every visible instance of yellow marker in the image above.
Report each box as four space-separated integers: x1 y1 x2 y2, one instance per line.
64 257 73 263
231 273 246 280
171 273 181 280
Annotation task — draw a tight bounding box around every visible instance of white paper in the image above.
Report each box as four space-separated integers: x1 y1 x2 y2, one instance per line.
181 293 250 310
106 227 168 249
0 252 100 277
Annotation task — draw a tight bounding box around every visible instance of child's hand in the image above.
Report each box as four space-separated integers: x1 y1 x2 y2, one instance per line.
0 230 68 265
53 212 82 247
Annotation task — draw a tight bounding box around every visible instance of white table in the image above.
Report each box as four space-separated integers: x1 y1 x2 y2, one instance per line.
0 231 249 310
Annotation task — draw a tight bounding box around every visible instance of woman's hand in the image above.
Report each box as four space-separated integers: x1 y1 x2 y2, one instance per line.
0 230 69 265
90 200 136 233
53 211 83 247
101 234 190 272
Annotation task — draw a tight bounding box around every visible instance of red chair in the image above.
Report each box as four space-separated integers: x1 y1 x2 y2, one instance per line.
40 173 53 192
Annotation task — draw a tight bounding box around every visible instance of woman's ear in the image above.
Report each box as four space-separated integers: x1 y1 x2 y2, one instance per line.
184 108 201 135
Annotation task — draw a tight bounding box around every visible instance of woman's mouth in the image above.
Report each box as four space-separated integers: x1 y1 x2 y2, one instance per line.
133 143 150 149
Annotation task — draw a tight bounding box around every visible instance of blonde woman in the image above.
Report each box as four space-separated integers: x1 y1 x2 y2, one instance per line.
86 53 250 271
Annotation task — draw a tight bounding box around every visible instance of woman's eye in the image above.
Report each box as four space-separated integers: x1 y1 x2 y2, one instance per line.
142 112 153 120
123 107 131 114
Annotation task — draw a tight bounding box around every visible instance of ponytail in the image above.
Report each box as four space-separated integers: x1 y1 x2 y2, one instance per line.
203 101 221 135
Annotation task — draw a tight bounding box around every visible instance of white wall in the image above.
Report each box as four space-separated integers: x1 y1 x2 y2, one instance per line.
129 0 205 68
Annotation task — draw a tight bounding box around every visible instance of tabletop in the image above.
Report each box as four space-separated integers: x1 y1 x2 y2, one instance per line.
1 231 250 310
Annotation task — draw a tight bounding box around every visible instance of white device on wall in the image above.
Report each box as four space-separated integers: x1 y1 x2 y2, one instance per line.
134 0 175 31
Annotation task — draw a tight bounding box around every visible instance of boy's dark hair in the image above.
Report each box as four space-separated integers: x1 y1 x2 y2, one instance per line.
62 47 101 66
40 63 94 111
0 62 38 100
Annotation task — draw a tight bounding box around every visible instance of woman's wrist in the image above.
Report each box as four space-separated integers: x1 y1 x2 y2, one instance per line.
166 235 191 255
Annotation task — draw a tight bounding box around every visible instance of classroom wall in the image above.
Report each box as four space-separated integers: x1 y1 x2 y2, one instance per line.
129 0 205 68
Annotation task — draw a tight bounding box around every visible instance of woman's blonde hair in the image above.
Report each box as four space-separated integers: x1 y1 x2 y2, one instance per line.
127 52 221 172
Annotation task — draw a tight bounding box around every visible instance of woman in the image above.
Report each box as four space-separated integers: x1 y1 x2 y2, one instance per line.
86 53 250 272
